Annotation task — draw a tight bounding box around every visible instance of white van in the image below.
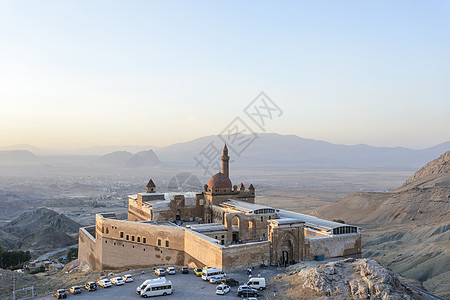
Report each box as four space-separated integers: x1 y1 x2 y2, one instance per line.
201 268 225 281
136 277 167 295
246 277 266 290
140 279 173 297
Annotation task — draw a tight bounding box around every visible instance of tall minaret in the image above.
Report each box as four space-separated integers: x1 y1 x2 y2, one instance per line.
221 144 230 178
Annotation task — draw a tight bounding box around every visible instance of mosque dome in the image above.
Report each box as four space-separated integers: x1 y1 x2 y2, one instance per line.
208 172 232 189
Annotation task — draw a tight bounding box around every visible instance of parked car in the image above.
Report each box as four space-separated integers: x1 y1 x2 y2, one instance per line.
166 267 176 275
210 276 224 284
237 289 259 298
55 289 67 299
110 276 125 285
97 279 112 288
221 278 239 286
181 267 189 274
246 277 266 290
69 286 82 294
202 265 212 270
215 284 230 295
155 268 166 276
85 281 97 291
193 268 202 277
122 274 133 282
237 285 259 298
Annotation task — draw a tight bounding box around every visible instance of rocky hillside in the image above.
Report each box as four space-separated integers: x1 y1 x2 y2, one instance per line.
313 151 450 225
399 151 450 191
363 223 450 299
16 225 77 256
313 187 449 225
274 258 436 299
0 208 80 254
310 151 450 299
3 207 80 236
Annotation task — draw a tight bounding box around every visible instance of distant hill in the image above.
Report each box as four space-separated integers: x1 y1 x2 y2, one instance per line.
125 150 162 168
92 149 162 168
92 151 134 166
16 225 77 256
4 207 80 236
0 208 80 252
0 150 43 164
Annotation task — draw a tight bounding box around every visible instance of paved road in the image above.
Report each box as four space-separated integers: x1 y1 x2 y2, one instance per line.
37 266 285 300
36 244 79 261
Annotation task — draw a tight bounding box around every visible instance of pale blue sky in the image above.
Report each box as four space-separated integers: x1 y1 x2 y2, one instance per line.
0 1 449 149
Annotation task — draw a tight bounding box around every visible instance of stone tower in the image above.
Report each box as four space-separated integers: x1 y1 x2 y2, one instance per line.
146 179 156 193
222 144 230 178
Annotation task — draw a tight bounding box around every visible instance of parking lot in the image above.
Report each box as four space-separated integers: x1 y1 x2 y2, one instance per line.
37 266 285 300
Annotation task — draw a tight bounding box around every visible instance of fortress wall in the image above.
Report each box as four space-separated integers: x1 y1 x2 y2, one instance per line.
98 236 185 269
222 241 271 271
96 215 185 251
128 199 151 221
78 226 102 271
305 233 362 259
184 230 223 269
94 216 186 269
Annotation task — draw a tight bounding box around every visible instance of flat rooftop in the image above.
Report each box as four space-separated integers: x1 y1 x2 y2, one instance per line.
268 218 304 225
220 199 277 214
278 210 360 233
186 223 227 232
129 192 198 207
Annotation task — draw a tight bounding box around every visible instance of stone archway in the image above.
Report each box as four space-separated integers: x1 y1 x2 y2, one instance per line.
280 233 295 266
176 209 181 221
231 216 240 243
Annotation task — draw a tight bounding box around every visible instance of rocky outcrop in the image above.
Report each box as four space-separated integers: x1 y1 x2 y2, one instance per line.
60 259 91 274
403 151 450 187
284 258 434 299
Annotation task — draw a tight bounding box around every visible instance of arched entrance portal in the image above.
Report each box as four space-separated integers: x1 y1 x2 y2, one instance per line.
176 209 181 221
280 233 295 266
280 251 289 266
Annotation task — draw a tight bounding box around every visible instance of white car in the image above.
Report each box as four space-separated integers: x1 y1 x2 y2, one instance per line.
210 276 223 284
215 284 230 295
110 277 125 286
122 274 133 282
166 267 176 275
97 279 112 288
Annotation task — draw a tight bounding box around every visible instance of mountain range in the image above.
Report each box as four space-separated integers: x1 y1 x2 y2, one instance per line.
0 133 448 169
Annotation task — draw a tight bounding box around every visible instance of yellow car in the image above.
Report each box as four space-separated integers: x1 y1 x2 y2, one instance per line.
193 268 202 277
202 266 212 270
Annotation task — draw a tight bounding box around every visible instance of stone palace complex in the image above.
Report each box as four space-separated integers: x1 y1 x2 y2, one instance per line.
78 145 361 271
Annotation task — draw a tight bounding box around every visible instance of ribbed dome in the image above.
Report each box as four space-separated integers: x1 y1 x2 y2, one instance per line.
208 172 232 189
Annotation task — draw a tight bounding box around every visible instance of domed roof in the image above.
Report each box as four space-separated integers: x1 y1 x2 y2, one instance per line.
208 172 232 189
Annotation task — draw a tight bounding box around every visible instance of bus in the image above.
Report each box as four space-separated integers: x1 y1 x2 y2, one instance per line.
140 279 173 298
201 268 225 281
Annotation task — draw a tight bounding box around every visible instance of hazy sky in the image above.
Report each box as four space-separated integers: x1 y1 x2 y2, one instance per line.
0 1 449 150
